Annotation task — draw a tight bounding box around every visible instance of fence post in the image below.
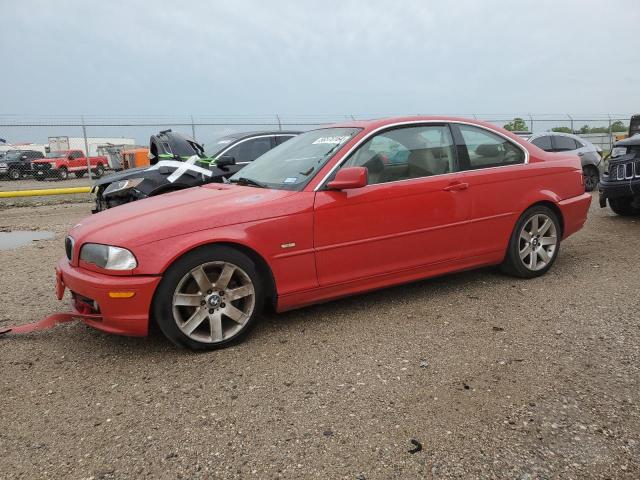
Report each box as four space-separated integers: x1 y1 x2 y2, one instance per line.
528 114 533 133
81 115 93 180
608 115 613 150
567 114 573 133
276 114 282 131
191 115 196 141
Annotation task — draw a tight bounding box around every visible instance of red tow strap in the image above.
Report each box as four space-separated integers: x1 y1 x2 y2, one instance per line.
0 313 76 337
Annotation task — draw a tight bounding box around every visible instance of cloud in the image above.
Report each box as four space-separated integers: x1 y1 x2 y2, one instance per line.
1 0 638 117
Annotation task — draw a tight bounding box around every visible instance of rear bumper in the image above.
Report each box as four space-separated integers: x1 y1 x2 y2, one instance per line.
56 258 161 336
558 192 591 239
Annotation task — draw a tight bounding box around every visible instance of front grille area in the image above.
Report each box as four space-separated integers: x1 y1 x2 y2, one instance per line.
33 163 52 171
65 236 74 260
608 160 640 181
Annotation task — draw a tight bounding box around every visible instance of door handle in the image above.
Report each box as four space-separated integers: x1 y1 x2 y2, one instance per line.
443 182 469 192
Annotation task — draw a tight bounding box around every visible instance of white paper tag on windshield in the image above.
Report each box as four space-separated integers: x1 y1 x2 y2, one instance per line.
283 177 298 184
312 136 350 145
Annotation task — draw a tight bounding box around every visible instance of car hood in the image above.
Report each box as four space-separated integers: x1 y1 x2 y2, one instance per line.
93 167 149 187
70 184 299 248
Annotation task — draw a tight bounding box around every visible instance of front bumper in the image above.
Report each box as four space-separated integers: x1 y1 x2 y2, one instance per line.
56 258 161 336
598 178 640 206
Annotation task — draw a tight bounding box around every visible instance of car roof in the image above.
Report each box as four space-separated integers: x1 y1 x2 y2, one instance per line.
221 130 301 141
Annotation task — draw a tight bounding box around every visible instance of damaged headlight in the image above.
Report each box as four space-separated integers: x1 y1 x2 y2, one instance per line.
103 178 144 196
611 147 627 158
80 243 137 270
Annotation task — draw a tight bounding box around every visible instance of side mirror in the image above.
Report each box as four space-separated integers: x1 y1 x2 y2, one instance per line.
326 166 368 190
216 155 236 167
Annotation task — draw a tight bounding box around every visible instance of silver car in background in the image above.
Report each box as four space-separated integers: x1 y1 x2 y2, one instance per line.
525 132 602 191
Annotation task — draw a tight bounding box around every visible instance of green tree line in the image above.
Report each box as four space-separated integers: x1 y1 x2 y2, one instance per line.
502 117 628 134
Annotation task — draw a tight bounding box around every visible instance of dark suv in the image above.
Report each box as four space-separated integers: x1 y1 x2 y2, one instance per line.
599 135 640 216
0 150 42 180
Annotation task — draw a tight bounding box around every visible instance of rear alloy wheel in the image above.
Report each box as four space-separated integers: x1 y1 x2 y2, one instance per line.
582 165 599 192
94 164 105 178
153 246 263 350
8 169 20 180
501 206 561 278
58 168 68 180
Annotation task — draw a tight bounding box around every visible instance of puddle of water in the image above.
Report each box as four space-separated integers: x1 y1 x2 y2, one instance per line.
0 231 55 250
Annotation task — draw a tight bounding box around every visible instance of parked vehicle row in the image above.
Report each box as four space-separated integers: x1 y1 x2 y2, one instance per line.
0 149 107 181
522 132 602 192
91 130 299 212
57 116 591 350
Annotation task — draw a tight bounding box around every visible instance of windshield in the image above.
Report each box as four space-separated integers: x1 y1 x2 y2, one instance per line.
229 127 361 190
204 134 242 157
3 151 22 159
46 151 66 158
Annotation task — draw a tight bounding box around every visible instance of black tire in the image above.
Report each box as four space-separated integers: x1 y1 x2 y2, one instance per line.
8 168 20 180
500 205 561 279
152 245 264 350
58 168 68 180
93 164 105 178
582 165 599 192
609 197 640 216
75 171 85 178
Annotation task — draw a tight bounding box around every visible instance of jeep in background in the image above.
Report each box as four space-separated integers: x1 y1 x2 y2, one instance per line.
599 134 640 216
0 149 42 180
31 150 107 180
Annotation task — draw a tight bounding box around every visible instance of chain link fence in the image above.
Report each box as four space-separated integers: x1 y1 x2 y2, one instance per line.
0 113 633 182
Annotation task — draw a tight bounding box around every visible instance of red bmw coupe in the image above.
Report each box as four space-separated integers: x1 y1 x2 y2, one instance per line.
56 117 591 349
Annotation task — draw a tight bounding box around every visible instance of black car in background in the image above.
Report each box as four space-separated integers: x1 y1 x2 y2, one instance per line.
91 130 300 212
0 149 43 180
599 134 640 216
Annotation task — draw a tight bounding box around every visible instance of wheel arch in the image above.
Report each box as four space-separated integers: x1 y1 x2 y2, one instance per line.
158 240 278 310
521 199 565 236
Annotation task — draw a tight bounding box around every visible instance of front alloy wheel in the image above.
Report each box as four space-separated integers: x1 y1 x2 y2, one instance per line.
173 262 255 344
153 246 264 350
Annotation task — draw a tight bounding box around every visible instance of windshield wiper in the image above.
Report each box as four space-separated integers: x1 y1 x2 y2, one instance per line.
230 177 267 188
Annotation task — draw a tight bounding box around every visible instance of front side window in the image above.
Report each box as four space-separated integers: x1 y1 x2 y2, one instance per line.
531 135 552 151
226 137 273 163
229 127 361 190
458 125 525 169
341 125 456 184
552 136 578 152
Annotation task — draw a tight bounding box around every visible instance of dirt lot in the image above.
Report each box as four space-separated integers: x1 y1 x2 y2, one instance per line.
0 196 638 479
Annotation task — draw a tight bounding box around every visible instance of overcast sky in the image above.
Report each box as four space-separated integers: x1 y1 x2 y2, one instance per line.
1 0 639 119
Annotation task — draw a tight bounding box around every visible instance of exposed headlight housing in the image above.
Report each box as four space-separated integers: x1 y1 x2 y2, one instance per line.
80 243 137 270
611 147 627 158
103 178 144 196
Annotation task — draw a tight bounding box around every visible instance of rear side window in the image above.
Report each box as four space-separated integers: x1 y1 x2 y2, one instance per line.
531 136 553 151
458 125 525 169
275 135 296 146
226 137 273 163
552 136 578 152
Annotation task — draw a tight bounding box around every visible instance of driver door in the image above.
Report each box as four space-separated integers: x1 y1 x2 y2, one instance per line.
313 123 470 286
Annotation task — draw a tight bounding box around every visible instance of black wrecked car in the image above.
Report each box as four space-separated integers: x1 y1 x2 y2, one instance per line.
0 149 43 180
91 129 299 212
599 134 640 216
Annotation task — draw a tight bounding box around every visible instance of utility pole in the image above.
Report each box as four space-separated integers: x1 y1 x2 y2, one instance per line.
81 115 93 180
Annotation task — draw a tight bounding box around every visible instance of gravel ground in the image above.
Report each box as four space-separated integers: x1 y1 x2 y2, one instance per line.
0 196 638 479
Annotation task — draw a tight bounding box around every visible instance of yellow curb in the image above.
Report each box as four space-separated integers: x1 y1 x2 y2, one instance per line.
0 186 91 198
